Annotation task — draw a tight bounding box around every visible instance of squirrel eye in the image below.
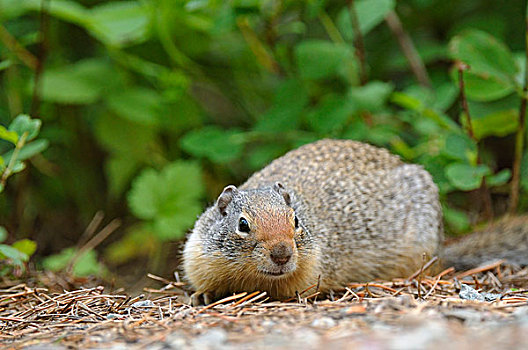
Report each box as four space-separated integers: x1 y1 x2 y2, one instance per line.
238 217 250 233
294 216 299 229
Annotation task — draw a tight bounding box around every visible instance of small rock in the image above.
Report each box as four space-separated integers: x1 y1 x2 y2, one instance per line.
459 283 485 301
132 300 155 308
311 316 336 329
192 328 228 349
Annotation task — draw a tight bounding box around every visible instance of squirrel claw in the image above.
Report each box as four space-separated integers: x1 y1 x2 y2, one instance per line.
191 291 213 306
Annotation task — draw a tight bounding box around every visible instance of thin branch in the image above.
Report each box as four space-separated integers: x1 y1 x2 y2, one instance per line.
0 132 28 188
348 0 367 85
0 24 38 70
385 11 431 88
457 62 494 220
509 11 528 214
319 11 345 44
237 17 280 74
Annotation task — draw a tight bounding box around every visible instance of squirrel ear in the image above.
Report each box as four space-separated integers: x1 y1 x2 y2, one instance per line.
273 182 291 205
217 185 238 216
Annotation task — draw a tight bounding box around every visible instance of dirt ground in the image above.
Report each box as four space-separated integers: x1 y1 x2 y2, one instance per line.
1 261 528 350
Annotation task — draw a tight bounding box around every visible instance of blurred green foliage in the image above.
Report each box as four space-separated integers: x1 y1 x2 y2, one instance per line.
1 0 528 277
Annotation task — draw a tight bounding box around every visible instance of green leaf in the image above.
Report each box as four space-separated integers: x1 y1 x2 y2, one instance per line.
0 227 7 243
445 163 491 191
181 127 246 163
443 206 470 233
255 79 309 132
486 169 511 187
87 1 151 47
307 94 353 133
12 239 37 259
0 125 19 144
0 244 27 264
295 40 355 80
105 156 140 197
42 248 102 276
467 109 518 140
337 0 395 40
441 133 477 164
127 161 204 240
9 115 41 141
94 113 157 159
105 88 162 127
452 69 515 102
348 81 394 112
40 59 116 104
3 139 49 164
449 29 518 100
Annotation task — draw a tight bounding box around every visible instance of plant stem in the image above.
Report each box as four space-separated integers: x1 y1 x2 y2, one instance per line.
509 21 528 214
348 0 367 85
0 132 28 188
319 11 345 44
385 11 431 88
237 17 281 74
0 24 38 70
457 62 494 220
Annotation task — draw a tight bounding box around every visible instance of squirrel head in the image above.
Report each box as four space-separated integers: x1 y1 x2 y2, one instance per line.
206 182 314 280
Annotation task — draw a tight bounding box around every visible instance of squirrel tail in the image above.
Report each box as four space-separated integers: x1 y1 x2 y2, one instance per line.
441 216 528 271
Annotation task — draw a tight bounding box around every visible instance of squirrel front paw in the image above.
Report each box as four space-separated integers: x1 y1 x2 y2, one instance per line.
190 291 214 306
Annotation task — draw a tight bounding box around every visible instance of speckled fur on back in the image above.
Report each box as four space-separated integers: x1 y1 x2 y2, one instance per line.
241 139 443 291
183 139 444 300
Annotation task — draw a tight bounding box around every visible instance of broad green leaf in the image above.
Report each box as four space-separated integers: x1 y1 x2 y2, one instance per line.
442 133 477 164
449 29 518 98
9 115 40 141
307 94 353 133
255 79 308 132
42 248 103 276
127 160 204 240
0 244 27 264
181 127 246 163
87 1 151 47
105 88 162 127
247 144 287 170
0 227 7 243
348 81 394 112
0 125 19 144
40 59 116 104
3 139 49 163
106 156 140 197
445 163 491 191
486 169 511 187
451 69 515 102
295 40 355 80
94 113 157 159
391 92 461 132
337 0 395 40
12 239 37 258
443 206 470 233
0 60 12 71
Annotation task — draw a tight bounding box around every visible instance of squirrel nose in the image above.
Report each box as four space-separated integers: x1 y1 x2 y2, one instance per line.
270 242 293 266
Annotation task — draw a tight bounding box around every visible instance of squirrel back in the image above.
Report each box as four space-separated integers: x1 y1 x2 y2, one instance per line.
183 139 528 304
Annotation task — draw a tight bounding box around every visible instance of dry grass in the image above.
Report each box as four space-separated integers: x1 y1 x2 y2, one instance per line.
1 262 527 349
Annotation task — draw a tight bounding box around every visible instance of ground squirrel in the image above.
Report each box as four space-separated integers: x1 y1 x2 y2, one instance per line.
183 139 528 305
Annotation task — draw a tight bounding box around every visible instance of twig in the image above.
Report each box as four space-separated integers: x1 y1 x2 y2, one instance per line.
509 8 528 214
0 25 38 70
66 219 121 273
385 11 431 88
237 17 280 74
1 132 28 187
456 260 505 279
407 256 438 281
457 62 494 220
319 11 345 43
348 0 367 85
